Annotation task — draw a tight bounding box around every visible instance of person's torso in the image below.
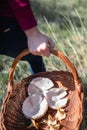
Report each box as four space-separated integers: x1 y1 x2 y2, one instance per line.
0 0 13 17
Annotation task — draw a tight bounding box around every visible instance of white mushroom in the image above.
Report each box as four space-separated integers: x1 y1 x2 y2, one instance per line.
30 77 54 91
51 97 68 109
46 88 67 99
22 93 48 120
45 88 68 109
28 83 43 95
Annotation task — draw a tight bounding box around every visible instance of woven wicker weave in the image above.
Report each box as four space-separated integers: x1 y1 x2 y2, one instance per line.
0 49 84 130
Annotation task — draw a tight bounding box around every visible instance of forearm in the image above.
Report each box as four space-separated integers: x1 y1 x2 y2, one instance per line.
8 0 37 31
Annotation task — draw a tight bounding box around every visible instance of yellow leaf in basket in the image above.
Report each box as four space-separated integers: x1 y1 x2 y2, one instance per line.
31 119 39 129
47 115 60 130
56 108 66 120
50 124 60 130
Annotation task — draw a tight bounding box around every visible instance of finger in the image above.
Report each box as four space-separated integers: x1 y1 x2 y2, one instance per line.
48 38 55 49
36 43 49 56
44 51 50 57
31 49 45 56
30 49 39 55
42 44 50 57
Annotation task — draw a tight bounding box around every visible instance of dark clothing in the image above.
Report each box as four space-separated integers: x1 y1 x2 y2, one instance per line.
0 17 46 73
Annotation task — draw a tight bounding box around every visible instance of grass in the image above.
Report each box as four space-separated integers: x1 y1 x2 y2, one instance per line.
40 14 87 77
0 0 87 129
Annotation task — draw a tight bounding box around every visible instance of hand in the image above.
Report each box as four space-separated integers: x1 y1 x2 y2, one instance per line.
24 26 55 57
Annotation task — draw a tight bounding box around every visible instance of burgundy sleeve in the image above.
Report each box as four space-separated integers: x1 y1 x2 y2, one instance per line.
8 0 37 31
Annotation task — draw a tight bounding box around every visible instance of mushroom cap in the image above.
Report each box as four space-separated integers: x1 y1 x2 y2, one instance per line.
30 77 54 91
45 87 68 109
46 87 67 99
28 83 43 96
22 93 48 120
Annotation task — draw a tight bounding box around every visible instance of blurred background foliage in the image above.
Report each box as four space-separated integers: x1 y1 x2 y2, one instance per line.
0 0 87 129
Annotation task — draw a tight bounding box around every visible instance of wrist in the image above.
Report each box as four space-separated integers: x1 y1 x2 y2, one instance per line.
24 26 39 37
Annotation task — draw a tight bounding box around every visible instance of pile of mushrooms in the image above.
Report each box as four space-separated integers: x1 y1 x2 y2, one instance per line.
22 77 68 120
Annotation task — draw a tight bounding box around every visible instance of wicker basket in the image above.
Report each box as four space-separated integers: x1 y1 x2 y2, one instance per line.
0 49 84 130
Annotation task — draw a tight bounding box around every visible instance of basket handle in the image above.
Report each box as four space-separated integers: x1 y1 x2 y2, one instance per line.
8 49 80 93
